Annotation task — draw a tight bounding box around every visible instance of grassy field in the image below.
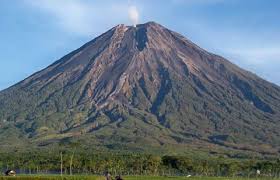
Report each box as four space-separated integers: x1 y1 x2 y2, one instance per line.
0 176 279 180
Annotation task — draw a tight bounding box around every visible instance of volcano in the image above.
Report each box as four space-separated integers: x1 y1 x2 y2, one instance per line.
1 22 280 155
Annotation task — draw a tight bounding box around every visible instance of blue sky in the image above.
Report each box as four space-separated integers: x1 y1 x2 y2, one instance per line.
0 0 279 90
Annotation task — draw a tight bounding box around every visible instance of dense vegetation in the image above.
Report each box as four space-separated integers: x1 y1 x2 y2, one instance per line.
1 176 280 180
1 150 280 178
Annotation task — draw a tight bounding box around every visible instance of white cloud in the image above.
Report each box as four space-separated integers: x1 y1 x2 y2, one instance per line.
225 47 280 65
24 0 131 36
128 6 139 27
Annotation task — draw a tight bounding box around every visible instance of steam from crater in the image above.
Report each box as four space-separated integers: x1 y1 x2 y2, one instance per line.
128 6 139 27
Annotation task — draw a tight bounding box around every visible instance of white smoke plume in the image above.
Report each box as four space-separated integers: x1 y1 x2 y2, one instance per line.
128 5 139 27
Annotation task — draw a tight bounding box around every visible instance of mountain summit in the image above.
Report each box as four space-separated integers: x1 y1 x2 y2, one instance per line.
1 22 280 155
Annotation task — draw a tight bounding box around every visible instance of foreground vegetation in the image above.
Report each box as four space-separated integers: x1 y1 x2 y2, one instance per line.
1 175 280 180
1 149 280 179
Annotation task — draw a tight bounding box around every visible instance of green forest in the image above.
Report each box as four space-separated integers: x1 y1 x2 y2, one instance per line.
1 149 280 178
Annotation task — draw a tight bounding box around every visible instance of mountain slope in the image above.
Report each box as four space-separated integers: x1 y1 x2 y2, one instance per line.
0 22 280 155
